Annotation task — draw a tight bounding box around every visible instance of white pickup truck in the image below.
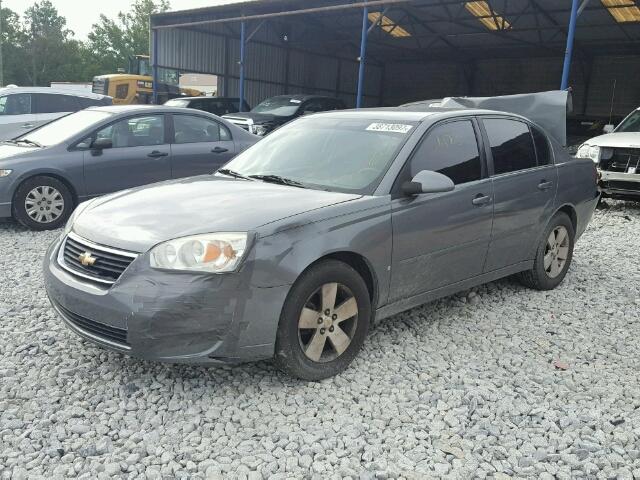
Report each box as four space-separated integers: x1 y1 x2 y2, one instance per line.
577 107 640 201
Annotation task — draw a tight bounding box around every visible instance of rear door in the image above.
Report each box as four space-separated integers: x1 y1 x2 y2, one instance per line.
480 117 558 271
169 113 236 178
82 114 172 196
389 118 494 302
0 93 37 140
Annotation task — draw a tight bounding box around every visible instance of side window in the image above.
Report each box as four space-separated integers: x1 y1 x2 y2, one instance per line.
409 120 482 185
115 84 129 100
93 115 165 148
34 94 80 113
0 94 32 115
77 97 106 109
484 119 537 174
173 115 225 144
532 126 552 166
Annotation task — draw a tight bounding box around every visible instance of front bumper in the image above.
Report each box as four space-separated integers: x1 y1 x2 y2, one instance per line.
43 235 290 364
599 170 640 200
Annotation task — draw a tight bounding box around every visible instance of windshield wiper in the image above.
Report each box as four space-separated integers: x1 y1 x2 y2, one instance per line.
217 168 253 181
13 139 43 148
249 174 306 188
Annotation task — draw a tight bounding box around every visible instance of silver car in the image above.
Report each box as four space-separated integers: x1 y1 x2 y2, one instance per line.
0 86 111 141
43 108 600 380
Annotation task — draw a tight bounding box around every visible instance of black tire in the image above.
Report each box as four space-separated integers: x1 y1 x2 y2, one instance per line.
518 212 575 291
274 260 371 381
12 176 74 231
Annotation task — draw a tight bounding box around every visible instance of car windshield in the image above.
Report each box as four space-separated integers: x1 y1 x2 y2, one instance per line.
165 99 189 107
616 110 640 133
251 97 302 117
17 110 113 147
222 117 417 194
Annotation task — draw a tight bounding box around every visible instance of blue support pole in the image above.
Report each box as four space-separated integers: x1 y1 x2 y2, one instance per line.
239 21 246 112
356 4 369 109
560 0 580 90
152 29 159 104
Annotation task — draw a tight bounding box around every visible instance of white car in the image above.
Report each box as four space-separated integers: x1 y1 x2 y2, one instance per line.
0 86 111 141
576 107 640 201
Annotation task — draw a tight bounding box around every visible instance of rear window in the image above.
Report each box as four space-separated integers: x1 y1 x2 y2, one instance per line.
33 94 80 114
484 118 537 175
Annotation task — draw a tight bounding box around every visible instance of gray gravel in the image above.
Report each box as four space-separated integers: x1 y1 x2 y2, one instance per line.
1 201 639 480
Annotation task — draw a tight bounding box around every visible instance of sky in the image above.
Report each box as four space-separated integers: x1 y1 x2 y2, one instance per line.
2 0 246 39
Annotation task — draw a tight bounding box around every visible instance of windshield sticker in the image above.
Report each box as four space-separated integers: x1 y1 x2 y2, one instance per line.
366 123 413 134
289 99 302 104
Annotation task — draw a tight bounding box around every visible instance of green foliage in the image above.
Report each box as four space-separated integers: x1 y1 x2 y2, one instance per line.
0 0 171 86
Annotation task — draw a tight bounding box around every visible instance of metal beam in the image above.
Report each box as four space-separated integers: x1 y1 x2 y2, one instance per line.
152 29 159 104
154 0 409 30
561 0 580 90
239 21 246 111
356 4 369 109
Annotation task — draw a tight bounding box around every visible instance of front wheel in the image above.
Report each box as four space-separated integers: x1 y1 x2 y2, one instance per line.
518 212 575 290
12 176 74 231
274 260 371 381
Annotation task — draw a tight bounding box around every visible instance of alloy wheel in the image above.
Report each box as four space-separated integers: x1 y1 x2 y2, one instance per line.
298 282 358 363
544 226 570 278
24 186 65 224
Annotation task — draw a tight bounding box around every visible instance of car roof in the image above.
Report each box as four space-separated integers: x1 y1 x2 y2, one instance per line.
0 86 108 100
168 96 240 101
312 107 526 122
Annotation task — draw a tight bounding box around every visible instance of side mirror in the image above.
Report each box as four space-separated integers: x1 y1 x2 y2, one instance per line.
91 138 112 151
402 170 455 196
603 124 615 134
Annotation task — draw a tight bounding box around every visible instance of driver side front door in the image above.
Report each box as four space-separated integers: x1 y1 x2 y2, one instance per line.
389 119 494 303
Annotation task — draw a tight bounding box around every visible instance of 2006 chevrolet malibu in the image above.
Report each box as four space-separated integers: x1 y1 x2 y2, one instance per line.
44 108 600 380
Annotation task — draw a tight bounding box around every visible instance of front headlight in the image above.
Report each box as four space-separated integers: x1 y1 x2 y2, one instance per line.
150 233 249 273
252 125 270 136
0 169 12 177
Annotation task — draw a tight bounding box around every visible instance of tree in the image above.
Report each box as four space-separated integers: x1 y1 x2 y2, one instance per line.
85 0 170 77
23 0 84 86
0 6 29 85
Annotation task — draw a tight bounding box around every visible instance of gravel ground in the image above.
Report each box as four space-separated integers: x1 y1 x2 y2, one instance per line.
1 201 639 480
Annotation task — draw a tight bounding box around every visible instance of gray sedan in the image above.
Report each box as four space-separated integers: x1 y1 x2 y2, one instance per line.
0 105 257 230
43 109 600 380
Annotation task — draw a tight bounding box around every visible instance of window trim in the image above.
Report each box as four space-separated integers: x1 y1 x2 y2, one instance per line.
168 112 233 145
391 116 489 196
70 113 169 151
478 115 555 178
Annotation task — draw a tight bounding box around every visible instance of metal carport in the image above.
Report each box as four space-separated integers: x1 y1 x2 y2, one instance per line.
150 0 640 117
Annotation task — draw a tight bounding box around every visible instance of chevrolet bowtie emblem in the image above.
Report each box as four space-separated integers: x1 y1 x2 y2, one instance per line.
78 252 97 266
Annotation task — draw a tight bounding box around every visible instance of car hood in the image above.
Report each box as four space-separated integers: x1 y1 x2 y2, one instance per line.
72 176 361 252
583 132 640 148
0 144 43 162
223 112 286 124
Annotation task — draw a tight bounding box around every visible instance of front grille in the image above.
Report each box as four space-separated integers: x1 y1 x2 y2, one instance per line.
59 233 138 285
92 78 108 95
602 180 640 192
601 148 640 173
55 301 128 347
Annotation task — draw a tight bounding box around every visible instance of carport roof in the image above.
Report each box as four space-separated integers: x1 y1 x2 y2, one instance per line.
151 0 640 62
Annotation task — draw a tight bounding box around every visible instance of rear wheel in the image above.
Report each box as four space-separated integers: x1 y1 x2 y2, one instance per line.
13 176 73 230
518 212 575 290
274 260 371 381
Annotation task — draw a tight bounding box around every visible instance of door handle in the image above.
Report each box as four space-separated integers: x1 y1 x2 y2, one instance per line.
211 147 229 154
147 150 168 158
538 180 553 191
472 194 491 206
